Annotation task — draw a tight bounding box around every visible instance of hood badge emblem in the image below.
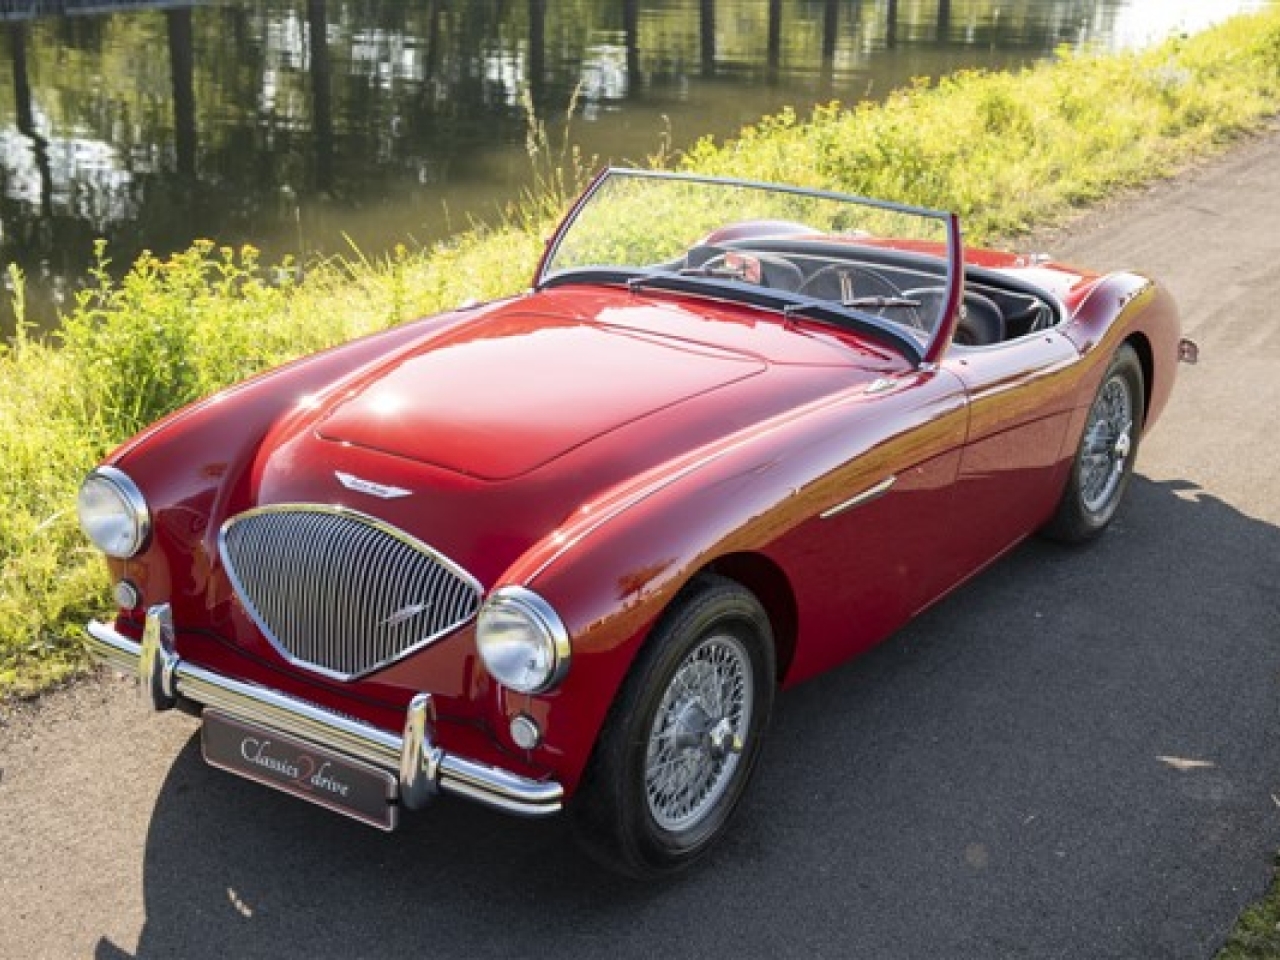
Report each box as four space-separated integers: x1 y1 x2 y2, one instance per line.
335 470 412 500
380 603 430 628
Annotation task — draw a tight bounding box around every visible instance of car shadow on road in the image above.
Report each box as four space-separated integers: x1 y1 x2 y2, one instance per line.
95 476 1280 960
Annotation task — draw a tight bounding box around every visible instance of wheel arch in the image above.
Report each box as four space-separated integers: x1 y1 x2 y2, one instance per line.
1124 331 1154 430
1063 272 1180 433
544 551 795 800
568 565 779 875
702 552 799 685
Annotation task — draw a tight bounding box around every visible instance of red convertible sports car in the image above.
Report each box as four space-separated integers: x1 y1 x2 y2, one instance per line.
80 169 1194 877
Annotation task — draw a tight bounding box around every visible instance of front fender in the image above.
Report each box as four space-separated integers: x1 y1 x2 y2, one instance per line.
498 369 968 795
100 306 494 622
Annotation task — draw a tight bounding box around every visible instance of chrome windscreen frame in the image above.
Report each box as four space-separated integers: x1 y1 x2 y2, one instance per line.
532 167 964 370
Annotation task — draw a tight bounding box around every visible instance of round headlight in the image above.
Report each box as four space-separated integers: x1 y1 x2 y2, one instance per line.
475 586 571 694
77 466 151 559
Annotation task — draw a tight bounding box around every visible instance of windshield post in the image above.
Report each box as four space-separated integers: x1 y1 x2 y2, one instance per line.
532 166 615 289
922 214 964 367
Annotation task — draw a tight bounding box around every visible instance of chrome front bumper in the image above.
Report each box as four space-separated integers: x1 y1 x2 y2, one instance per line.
86 604 563 820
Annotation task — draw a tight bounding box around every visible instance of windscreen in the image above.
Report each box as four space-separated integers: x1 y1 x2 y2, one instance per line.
538 169 959 356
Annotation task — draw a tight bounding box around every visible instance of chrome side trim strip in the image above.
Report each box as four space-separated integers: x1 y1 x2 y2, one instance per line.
820 474 897 519
85 611 563 819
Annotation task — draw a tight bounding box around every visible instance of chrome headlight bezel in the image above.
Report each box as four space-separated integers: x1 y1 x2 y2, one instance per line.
475 586 571 695
77 466 151 559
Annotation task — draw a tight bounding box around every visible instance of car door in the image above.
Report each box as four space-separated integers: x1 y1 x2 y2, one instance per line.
766 366 971 684
939 331 1081 573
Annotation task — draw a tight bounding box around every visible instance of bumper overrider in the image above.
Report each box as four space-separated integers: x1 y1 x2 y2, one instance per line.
86 604 563 827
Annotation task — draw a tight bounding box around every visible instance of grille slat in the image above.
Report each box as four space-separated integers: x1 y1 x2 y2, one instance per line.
220 506 482 679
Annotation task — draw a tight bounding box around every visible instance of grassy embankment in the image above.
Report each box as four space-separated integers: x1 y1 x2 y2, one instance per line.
2 9 1280 701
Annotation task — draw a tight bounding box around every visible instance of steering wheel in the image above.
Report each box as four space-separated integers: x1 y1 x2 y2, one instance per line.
797 264 926 330
681 248 805 292
682 251 763 283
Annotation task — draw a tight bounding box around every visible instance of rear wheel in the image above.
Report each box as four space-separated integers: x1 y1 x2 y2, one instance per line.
1043 343 1145 543
571 576 775 878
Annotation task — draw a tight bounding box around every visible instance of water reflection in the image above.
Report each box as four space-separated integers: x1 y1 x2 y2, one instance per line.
0 0 1270 332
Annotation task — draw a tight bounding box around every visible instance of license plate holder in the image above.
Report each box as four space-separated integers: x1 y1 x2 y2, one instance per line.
201 709 398 831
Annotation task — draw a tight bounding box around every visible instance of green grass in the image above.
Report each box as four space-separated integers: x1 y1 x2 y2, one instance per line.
0 233 540 695
1219 855 1280 959
684 16 1280 238
2 8 1280 700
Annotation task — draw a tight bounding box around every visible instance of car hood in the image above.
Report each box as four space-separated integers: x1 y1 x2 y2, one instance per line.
317 309 767 481
252 289 901 585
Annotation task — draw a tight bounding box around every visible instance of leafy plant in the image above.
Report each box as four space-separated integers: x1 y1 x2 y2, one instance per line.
3 7 1280 697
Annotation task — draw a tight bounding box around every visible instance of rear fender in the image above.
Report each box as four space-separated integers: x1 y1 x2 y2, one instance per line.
1061 273 1182 431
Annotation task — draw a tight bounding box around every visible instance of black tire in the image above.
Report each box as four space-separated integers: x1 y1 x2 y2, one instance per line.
1042 343 1145 543
571 575 776 878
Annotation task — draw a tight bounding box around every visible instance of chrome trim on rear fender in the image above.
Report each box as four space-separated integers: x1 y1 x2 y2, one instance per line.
85 607 563 819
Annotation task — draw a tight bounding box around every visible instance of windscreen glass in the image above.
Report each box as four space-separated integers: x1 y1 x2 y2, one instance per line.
539 170 958 347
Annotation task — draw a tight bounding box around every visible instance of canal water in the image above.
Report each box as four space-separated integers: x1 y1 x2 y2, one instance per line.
0 0 1270 332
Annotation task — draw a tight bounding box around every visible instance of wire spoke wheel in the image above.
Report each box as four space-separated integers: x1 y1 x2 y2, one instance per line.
570 576 775 877
1080 374 1134 514
644 634 753 833
1042 343 1145 544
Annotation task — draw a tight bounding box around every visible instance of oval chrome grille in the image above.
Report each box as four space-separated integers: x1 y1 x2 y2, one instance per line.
219 506 482 679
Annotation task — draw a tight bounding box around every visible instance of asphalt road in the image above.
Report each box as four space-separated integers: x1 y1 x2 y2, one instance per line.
3 127 1279 960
